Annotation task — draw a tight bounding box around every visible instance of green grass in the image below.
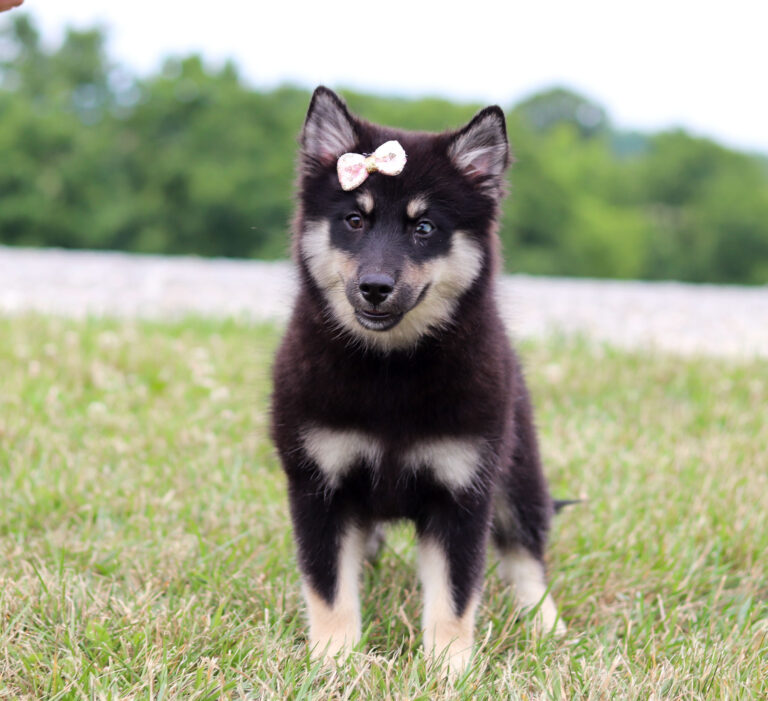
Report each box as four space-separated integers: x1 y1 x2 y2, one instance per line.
1 315 766 699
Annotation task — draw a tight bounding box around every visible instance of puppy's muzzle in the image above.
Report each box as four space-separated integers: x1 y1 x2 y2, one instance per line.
358 273 394 306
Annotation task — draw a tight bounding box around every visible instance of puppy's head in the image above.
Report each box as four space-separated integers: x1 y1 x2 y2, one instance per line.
296 86 510 352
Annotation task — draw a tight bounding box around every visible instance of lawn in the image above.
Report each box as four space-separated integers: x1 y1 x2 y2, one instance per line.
0 315 766 699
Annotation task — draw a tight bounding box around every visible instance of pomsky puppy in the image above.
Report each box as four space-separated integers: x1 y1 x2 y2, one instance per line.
270 86 565 672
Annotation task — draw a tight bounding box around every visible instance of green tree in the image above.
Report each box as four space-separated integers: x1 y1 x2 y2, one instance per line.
2 14 768 284
513 86 608 138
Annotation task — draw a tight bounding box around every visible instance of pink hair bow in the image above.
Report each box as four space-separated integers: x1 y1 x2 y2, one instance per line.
337 140 407 191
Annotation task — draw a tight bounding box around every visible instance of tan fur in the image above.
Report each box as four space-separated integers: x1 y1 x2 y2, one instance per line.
404 437 483 490
497 545 566 635
302 425 383 487
303 525 365 660
300 219 357 335
419 539 479 674
356 190 374 214
406 195 429 219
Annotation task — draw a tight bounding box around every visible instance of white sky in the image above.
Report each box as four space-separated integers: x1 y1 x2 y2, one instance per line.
10 0 768 153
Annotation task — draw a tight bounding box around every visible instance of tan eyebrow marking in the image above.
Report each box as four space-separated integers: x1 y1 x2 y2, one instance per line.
407 195 429 220
356 191 374 214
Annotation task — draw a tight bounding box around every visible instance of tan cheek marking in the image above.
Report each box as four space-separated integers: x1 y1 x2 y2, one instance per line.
300 219 356 290
334 250 357 282
300 221 360 338
431 231 484 297
400 259 433 291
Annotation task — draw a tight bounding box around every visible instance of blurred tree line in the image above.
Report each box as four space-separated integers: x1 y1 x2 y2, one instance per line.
2 15 768 283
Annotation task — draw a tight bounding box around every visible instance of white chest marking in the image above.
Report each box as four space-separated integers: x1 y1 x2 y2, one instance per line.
403 438 483 490
302 427 383 487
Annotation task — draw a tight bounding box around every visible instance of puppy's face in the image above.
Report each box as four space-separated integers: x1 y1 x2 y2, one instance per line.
297 87 510 351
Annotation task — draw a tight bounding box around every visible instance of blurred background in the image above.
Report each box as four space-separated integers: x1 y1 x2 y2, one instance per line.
1 0 767 284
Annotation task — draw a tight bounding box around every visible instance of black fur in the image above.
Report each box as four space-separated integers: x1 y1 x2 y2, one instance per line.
270 87 559 648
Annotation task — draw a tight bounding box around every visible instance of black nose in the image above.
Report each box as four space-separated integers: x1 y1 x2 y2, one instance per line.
359 273 394 305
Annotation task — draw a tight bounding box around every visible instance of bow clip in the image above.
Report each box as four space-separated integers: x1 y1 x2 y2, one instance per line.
337 140 407 191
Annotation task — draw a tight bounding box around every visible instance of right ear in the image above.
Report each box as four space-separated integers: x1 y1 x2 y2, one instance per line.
301 86 359 170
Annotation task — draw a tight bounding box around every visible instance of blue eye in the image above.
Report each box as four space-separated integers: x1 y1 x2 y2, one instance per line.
415 220 436 237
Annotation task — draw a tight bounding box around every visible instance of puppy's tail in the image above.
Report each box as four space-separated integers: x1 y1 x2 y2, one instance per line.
553 498 582 514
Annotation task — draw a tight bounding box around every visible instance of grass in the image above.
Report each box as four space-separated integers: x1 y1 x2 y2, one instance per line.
0 314 766 699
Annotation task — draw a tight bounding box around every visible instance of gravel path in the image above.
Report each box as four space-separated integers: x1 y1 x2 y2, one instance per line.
2 245 767 358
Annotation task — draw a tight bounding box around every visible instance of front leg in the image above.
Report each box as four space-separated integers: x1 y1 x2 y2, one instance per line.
417 491 492 674
287 473 365 661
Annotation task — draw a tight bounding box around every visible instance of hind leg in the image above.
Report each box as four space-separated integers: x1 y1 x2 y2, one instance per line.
495 542 565 635
494 490 565 636
364 522 386 562
493 366 565 634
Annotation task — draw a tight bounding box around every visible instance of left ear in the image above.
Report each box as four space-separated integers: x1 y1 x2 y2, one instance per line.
448 106 509 196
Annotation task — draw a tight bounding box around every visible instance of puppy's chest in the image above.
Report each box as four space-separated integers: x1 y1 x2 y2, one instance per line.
301 425 487 491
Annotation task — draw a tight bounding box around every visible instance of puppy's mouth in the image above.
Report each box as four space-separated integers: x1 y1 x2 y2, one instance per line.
352 284 430 332
355 307 404 331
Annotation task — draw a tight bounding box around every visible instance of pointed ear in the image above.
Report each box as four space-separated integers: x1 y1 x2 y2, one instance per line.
448 106 509 196
301 86 359 169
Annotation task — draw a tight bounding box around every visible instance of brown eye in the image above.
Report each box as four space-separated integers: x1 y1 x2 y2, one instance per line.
345 213 363 230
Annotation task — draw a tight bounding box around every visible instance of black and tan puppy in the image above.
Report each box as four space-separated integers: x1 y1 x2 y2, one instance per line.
270 87 564 672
